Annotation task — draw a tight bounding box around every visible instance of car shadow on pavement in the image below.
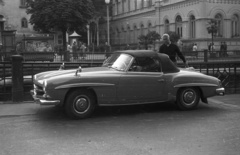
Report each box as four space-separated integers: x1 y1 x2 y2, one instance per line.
34 101 226 121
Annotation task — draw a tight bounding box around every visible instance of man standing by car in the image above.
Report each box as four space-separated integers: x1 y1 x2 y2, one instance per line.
159 34 188 67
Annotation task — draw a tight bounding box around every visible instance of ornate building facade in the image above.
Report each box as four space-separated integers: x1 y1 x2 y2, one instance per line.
0 0 61 52
99 0 240 51
0 0 35 41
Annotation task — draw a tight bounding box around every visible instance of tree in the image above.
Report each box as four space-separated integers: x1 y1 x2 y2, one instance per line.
166 31 180 44
0 0 4 5
206 19 218 52
26 0 95 54
138 31 161 50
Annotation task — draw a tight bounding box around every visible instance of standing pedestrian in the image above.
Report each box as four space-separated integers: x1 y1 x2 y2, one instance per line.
192 43 198 52
159 34 188 67
72 41 78 60
223 42 228 57
104 42 110 58
208 43 212 52
220 42 224 57
80 43 87 59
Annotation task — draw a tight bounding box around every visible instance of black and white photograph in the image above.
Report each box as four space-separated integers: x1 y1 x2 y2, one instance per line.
0 0 240 154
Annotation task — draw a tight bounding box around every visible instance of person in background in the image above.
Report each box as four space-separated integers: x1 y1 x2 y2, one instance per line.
72 41 78 60
220 42 224 57
104 42 110 58
223 42 228 57
211 43 215 52
80 43 87 59
159 33 188 67
45 43 53 52
124 44 130 50
192 43 198 52
208 43 212 52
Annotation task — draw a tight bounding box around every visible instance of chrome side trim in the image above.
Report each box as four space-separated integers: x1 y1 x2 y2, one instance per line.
55 83 115 89
174 83 217 88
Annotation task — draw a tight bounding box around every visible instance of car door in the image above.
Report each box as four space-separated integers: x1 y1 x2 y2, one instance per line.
117 57 168 104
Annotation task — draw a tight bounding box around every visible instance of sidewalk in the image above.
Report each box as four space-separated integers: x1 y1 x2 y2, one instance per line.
0 94 239 117
0 101 39 117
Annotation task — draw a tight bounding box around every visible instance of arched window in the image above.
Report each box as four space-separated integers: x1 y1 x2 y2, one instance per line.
189 15 196 38
164 19 170 33
215 13 223 37
127 25 131 43
232 14 240 37
21 18 28 28
175 15 182 37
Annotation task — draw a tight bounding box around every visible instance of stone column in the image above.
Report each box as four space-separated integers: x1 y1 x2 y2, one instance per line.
12 55 23 102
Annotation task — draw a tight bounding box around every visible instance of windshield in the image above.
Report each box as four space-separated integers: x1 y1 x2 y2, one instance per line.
102 53 133 71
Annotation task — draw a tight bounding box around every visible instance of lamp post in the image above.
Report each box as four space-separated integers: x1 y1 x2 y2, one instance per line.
105 0 110 46
86 24 90 46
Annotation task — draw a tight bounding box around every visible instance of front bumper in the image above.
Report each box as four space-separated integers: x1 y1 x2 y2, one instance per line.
30 90 60 106
216 87 225 96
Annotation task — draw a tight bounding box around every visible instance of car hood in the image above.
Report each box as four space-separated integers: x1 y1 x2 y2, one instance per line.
34 67 115 82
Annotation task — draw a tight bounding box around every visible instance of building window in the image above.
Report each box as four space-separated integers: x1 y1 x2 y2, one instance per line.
21 18 28 28
117 28 120 44
122 0 124 13
141 0 144 9
164 19 170 33
148 22 152 32
20 0 26 7
215 13 223 37
175 15 182 37
140 24 144 35
135 0 137 10
145 0 152 7
149 0 152 7
133 25 137 43
190 15 196 38
128 0 131 12
231 14 240 37
127 26 131 43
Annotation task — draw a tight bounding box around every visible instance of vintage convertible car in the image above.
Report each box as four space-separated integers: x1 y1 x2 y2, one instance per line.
31 50 225 119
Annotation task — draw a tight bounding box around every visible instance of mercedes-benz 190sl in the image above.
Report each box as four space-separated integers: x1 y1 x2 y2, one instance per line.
31 50 225 119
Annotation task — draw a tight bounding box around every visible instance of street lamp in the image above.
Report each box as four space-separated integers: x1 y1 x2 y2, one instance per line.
105 0 110 46
86 24 90 46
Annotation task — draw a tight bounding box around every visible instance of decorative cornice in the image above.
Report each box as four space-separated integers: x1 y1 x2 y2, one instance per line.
208 0 240 4
159 0 200 12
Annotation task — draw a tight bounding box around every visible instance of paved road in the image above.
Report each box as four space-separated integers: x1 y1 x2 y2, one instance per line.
0 95 240 155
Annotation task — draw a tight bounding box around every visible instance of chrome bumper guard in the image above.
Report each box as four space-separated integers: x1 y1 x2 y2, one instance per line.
216 87 225 96
30 90 60 106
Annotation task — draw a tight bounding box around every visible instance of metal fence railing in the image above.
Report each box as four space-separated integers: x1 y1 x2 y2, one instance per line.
1 50 240 63
1 52 240 101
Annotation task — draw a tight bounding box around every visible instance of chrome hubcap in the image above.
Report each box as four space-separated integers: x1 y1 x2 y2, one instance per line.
74 97 89 114
183 91 195 105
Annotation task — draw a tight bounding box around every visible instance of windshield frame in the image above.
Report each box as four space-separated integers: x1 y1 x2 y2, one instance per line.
102 53 134 71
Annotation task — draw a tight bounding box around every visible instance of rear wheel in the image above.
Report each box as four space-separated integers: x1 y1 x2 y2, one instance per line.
65 89 96 119
176 87 200 110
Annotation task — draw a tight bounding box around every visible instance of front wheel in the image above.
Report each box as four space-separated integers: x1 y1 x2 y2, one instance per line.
176 87 200 110
65 89 96 119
